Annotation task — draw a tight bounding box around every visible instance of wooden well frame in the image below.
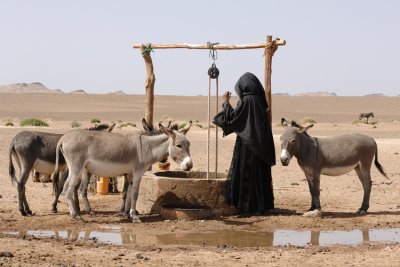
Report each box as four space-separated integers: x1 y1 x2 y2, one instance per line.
133 35 286 178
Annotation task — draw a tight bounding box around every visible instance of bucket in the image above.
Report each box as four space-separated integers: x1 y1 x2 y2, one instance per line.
158 161 170 171
97 177 109 195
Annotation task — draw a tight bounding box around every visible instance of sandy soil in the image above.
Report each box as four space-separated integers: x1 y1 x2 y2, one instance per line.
0 94 400 266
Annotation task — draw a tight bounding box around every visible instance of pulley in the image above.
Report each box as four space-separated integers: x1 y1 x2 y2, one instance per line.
208 63 219 79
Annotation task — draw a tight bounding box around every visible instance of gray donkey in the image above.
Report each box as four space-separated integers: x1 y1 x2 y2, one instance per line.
280 118 387 217
64 119 175 216
53 122 193 222
8 124 114 216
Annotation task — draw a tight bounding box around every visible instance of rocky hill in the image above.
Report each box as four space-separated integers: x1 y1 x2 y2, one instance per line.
0 82 60 93
69 89 87 94
295 92 337 96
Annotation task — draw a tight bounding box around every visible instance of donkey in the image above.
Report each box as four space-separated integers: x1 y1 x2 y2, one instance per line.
53 122 193 222
8 124 114 216
67 119 177 216
118 119 176 216
359 112 374 124
280 118 387 217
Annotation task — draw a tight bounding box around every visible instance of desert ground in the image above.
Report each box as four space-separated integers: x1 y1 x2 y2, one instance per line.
0 93 400 266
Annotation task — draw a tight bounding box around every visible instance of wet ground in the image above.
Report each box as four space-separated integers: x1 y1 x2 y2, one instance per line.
4 226 400 247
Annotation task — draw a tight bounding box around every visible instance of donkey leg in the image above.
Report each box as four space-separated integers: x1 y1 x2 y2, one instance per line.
22 186 33 215
120 174 130 214
74 184 81 213
305 176 321 211
129 171 143 223
17 168 31 216
355 166 372 214
65 171 83 219
303 174 322 218
80 171 95 215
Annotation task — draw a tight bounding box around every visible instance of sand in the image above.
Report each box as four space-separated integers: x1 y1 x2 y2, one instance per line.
0 93 400 266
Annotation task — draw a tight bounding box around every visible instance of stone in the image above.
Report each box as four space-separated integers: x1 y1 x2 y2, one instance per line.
136 171 238 217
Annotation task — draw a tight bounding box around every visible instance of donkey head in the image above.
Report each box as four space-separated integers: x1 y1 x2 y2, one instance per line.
159 121 193 171
280 118 313 166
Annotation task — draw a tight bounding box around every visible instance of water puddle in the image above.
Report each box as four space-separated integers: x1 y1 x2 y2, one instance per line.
4 227 400 247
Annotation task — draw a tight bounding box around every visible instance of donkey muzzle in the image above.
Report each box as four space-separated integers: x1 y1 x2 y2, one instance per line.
181 156 193 171
280 149 291 166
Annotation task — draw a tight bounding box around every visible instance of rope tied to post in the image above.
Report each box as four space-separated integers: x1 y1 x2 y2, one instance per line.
263 40 278 57
141 43 154 56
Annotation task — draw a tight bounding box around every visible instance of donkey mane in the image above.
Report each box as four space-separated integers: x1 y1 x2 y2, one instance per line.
169 122 179 131
85 124 110 131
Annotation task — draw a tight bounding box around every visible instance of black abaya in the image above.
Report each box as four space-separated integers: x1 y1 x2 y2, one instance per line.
213 72 275 213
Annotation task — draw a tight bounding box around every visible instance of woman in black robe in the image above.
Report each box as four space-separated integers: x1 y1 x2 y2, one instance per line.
214 72 276 214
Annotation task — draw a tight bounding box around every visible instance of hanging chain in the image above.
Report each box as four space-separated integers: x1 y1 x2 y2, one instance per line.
207 42 219 79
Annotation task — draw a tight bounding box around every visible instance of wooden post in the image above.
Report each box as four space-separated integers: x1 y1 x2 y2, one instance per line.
264 35 273 125
263 36 286 125
140 45 155 129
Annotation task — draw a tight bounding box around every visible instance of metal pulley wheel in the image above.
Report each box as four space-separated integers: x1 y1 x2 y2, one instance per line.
208 63 219 79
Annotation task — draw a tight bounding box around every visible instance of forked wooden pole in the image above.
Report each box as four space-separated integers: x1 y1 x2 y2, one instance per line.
140 45 155 129
264 35 273 125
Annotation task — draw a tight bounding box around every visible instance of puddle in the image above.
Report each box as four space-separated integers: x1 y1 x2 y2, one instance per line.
4 227 400 247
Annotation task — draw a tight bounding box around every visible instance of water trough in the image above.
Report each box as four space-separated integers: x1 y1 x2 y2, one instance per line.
136 170 238 219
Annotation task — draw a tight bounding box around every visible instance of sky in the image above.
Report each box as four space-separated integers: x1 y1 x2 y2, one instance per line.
0 1 399 96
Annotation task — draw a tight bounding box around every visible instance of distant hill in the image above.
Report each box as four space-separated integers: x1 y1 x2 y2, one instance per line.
108 90 126 95
0 82 60 93
273 93 290 96
70 89 87 94
295 92 337 96
364 93 386 97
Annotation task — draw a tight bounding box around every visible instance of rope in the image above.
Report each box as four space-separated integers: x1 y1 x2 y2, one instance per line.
206 41 220 180
141 43 154 56
206 76 219 180
207 77 211 180
215 77 218 179
263 41 277 57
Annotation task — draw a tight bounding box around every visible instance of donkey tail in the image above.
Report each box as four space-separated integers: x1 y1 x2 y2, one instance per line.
374 146 388 179
8 141 18 185
52 140 63 195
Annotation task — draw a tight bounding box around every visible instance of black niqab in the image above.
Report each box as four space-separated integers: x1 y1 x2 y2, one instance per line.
215 72 275 166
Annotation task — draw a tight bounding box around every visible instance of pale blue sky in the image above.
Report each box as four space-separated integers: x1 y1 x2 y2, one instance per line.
1 1 399 96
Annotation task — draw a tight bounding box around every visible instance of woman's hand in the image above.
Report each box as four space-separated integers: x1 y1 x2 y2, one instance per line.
223 91 231 103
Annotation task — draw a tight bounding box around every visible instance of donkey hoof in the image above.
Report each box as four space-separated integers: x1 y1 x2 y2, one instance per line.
356 209 368 215
73 215 84 222
89 210 96 216
20 210 27 216
303 210 322 218
51 208 58 213
131 216 142 223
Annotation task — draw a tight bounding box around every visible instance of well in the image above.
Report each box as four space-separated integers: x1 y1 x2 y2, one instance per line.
136 171 238 217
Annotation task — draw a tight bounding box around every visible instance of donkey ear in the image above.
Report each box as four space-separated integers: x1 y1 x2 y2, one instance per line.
142 118 153 132
179 120 192 135
159 123 175 138
281 118 289 129
107 123 116 132
297 124 314 133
